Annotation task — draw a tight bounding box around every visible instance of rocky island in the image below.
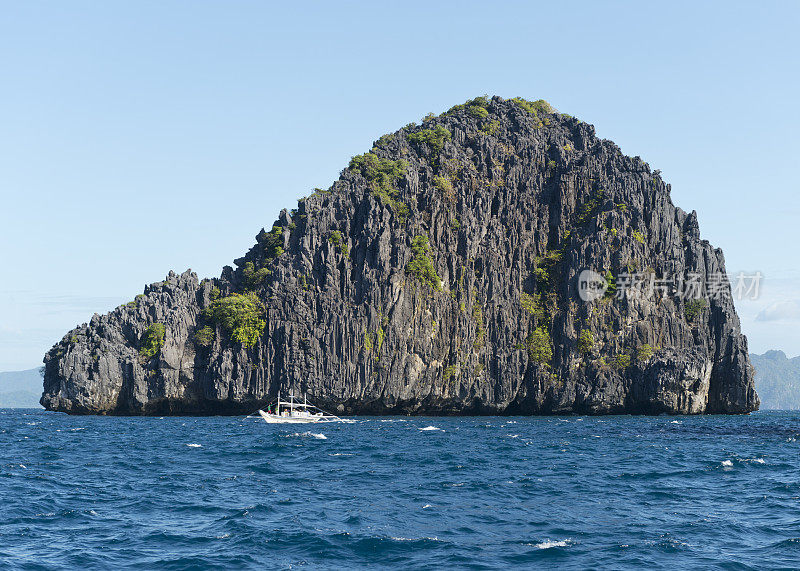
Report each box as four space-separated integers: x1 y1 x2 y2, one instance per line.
41 96 759 415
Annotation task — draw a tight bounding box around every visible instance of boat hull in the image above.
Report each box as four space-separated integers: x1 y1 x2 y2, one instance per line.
258 410 321 423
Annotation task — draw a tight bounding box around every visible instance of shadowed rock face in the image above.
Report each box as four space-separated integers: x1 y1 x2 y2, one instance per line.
41 96 759 415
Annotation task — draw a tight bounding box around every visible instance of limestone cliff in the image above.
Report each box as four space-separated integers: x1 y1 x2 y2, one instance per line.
41 96 759 415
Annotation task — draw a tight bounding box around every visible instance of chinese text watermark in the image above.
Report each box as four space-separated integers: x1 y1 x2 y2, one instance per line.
577 270 762 302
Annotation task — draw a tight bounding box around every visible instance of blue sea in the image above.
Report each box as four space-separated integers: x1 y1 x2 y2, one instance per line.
2 409 800 569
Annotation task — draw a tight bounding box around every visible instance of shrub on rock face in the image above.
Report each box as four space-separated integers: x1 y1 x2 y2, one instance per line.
329 230 349 256
527 327 553 365
349 152 408 217
510 97 555 115
407 125 451 154
433 175 455 202
578 329 594 356
637 344 655 362
467 105 488 119
405 235 441 291
139 323 165 359
613 354 632 369
194 325 215 348
261 224 285 259
685 299 707 323
204 293 265 348
242 261 271 290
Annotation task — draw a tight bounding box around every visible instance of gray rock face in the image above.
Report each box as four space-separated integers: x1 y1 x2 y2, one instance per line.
41 96 759 415
751 350 800 410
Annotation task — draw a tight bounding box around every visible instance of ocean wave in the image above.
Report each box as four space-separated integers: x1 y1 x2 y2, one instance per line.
287 432 327 440
419 426 441 431
186 443 202 448
530 539 571 549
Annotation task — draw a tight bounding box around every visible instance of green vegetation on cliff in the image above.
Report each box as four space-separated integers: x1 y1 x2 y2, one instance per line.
194 325 215 348
407 125 451 157
527 327 553 366
329 230 349 257
349 152 408 217
204 293 265 348
405 235 441 291
685 299 707 323
578 329 594 356
139 323 165 359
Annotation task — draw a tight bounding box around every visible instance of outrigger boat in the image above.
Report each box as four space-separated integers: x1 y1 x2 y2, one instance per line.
256 392 349 424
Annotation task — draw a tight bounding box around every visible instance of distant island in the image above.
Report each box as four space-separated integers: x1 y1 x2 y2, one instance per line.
0 368 43 408
39 96 758 416
750 351 800 410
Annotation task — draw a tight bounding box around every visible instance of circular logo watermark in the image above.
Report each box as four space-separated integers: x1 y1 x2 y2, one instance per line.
577 269 608 302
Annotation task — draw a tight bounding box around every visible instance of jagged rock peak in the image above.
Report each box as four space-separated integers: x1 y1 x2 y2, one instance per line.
42 95 759 415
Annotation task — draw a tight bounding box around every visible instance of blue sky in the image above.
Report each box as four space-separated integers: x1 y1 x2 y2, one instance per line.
1 1 798 370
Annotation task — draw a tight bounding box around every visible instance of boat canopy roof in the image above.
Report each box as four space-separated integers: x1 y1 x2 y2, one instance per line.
275 400 318 410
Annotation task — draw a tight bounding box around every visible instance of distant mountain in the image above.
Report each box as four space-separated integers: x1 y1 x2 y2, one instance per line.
0 368 43 408
751 351 800 410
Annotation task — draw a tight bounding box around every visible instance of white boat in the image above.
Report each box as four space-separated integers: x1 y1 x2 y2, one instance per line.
256 392 348 424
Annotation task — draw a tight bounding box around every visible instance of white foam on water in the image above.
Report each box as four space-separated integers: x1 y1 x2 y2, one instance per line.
186 443 202 448
329 453 352 456
419 426 441 431
746 458 766 464
721 459 733 468
390 536 439 542
19 464 26 469
509 434 520 438
289 432 327 440
670 420 681 424
531 539 571 549
422 504 432 509
69 428 85 431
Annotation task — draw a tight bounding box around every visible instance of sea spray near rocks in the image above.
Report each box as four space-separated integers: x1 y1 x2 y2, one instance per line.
41 96 758 415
